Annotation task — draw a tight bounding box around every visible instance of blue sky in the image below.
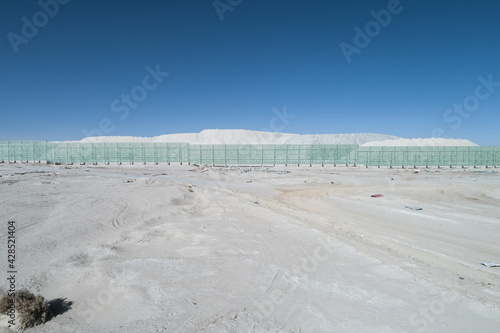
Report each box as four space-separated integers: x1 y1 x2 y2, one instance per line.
1 0 499 145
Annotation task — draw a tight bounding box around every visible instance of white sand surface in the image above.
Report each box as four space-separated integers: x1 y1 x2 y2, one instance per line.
0 163 499 332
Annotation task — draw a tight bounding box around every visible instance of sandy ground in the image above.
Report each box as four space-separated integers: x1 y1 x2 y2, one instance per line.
0 162 499 332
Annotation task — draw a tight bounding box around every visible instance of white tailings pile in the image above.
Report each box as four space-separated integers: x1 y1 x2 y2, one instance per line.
362 138 478 147
79 129 478 146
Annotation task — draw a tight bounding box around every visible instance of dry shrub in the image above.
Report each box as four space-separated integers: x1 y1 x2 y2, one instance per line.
0 289 51 331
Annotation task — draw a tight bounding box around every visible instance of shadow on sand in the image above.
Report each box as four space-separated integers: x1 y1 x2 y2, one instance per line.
48 298 73 318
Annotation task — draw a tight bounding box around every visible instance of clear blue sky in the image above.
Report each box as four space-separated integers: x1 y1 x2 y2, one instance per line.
1 0 499 145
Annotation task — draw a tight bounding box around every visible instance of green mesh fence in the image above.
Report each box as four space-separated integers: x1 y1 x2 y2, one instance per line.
0 142 498 167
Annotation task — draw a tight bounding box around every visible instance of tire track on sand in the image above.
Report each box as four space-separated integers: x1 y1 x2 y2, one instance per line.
69 197 114 230
113 197 151 229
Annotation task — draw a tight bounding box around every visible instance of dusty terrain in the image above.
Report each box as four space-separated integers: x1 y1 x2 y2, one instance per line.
0 163 499 332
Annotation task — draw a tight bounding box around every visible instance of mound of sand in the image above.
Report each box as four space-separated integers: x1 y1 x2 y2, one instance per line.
78 129 478 146
79 129 403 145
362 138 478 147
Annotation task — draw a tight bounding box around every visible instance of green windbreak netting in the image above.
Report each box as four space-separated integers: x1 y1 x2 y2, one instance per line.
356 146 500 167
0 142 498 167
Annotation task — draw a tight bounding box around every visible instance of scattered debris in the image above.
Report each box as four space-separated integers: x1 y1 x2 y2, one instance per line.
136 177 153 184
371 194 384 198
261 169 290 174
0 180 19 186
405 206 423 211
190 165 209 173
481 262 500 267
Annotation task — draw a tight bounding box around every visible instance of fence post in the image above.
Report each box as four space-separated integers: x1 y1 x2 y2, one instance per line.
285 145 288 167
273 145 276 166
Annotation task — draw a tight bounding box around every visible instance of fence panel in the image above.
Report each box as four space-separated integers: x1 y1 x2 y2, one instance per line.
262 145 276 165
187 144 201 164
285 145 299 164
237 145 252 165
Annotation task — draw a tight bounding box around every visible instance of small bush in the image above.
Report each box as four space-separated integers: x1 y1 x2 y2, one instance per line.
0 289 51 331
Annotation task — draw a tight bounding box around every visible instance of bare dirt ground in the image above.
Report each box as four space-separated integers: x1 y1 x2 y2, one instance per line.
0 163 499 332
